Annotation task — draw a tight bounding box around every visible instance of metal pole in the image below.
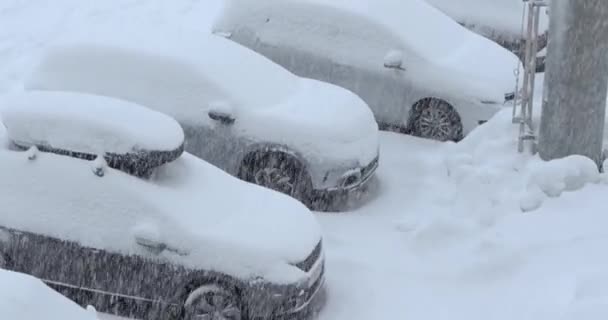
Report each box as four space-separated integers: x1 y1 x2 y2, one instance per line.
538 0 608 166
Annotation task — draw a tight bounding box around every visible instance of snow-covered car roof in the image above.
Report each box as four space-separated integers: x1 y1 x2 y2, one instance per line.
424 0 549 38
1 91 184 155
29 27 300 111
216 0 521 104
0 93 321 284
219 0 518 63
0 270 98 320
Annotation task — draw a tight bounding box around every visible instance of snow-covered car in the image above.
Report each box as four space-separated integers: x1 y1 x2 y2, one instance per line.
213 0 522 142
25 27 380 207
424 0 549 59
0 91 325 320
0 270 98 320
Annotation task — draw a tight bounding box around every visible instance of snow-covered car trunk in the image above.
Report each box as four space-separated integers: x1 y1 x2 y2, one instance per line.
0 91 325 320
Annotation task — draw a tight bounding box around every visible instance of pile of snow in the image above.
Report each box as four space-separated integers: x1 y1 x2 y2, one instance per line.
0 91 184 155
0 270 98 320
424 0 549 39
443 104 608 219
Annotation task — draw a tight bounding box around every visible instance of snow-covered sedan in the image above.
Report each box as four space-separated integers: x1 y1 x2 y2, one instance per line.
25 27 380 207
0 91 325 320
213 0 522 142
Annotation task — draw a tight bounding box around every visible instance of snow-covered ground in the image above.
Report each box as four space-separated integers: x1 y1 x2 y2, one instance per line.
2 1 608 320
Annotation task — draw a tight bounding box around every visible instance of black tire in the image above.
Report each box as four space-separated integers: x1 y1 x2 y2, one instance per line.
0 253 10 269
241 152 312 203
408 99 463 142
183 284 242 320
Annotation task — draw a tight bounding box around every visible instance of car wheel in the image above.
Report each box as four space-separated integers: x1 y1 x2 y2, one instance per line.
184 284 242 320
409 99 463 142
243 152 312 202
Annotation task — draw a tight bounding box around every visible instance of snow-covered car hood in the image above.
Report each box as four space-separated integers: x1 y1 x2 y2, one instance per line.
0 122 321 283
424 0 549 39
417 34 521 104
240 78 380 164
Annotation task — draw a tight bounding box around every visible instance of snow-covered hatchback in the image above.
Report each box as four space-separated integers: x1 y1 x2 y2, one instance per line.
0 92 325 320
214 0 522 142
26 27 380 208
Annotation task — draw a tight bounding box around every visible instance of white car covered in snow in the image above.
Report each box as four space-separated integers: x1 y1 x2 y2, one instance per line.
213 0 522 142
0 270 98 320
25 28 380 208
0 91 325 320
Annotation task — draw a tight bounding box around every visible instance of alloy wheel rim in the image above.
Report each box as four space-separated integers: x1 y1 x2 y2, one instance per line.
417 107 453 141
188 291 242 320
254 167 295 195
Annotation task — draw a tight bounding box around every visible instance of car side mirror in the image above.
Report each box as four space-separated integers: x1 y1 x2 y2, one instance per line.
135 236 167 255
208 110 235 125
208 101 236 125
383 50 406 71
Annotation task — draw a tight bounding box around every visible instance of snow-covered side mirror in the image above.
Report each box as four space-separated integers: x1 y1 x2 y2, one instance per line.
384 50 406 70
212 30 233 39
208 101 236 125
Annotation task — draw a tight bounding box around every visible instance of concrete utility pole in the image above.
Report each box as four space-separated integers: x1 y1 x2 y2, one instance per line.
538 0 608 166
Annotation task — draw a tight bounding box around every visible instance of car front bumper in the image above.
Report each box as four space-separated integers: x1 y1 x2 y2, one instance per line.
315 154 379 193
246 252 326 319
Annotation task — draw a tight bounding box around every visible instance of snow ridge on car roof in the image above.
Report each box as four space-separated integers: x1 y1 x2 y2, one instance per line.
0 91 185 176
0 91 184 155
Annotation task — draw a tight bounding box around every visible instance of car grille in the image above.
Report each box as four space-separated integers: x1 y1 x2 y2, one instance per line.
294 241 322 272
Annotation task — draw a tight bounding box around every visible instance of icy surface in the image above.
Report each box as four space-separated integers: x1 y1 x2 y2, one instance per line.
0 270 98 320
0 91 184 154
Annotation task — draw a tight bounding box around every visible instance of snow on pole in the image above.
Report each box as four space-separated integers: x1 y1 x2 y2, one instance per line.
539 0 608 167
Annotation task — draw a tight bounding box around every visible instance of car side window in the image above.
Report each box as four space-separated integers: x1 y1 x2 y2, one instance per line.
258 5 405 64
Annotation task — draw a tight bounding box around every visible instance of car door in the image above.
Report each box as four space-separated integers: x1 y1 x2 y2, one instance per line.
0 227 88 302
80 240 186 319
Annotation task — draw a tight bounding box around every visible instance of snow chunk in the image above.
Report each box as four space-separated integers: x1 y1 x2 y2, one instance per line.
383 50 404 69
25 145 38 160
519 185 545 213
91 154 107 177
528 156 600 198
0 91 184 155
0 270 98 320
